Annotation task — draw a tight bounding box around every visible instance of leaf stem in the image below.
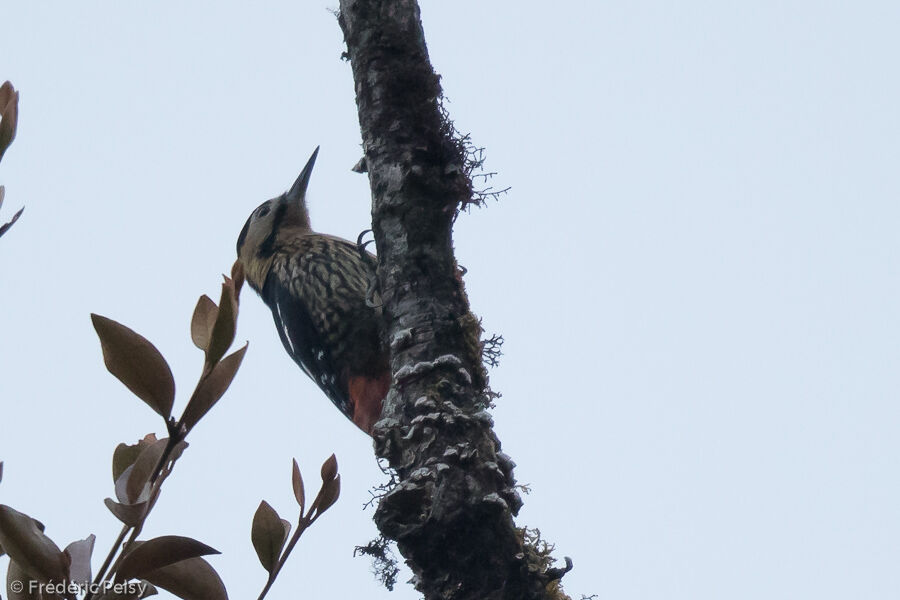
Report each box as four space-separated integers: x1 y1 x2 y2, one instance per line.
256 514 315 600
85 434 183 600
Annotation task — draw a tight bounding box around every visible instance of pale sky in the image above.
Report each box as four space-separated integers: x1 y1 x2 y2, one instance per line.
2 2 899 599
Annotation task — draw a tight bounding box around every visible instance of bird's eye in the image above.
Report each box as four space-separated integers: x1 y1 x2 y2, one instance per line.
256 205 271 218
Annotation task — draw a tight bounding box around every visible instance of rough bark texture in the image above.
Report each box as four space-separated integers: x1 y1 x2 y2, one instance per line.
338 2 569 599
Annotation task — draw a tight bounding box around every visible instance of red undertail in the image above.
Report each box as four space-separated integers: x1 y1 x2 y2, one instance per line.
347 372 391 435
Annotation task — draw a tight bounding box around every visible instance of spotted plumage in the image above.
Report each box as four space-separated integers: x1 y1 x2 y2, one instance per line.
237 148 389 434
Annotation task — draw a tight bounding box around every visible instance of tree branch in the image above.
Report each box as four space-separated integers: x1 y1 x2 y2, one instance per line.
338 2 570 599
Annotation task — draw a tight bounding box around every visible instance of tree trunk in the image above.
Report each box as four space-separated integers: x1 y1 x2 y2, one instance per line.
337 2 571 599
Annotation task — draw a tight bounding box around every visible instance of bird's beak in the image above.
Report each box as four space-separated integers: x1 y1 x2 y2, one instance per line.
286 146 320 204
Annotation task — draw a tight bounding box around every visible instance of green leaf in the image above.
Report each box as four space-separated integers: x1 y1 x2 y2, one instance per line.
91 315 175 419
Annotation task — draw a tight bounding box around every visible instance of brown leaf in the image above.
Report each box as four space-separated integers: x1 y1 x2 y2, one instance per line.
0 505 68 583
142 557 227 600
250 501 287 574
291 459 305 514
190 295 218 352
114 465 134 504
112 435 158 484
126 438 169 504
317 474 341 515
0 81 19 163
169 440 189 463
141 581 159 598
7 560 43 600
93 580 158 600
0 81 14 108
320 453 338 482
180 344 247 431
104 498 147 527
206 282 236 366
91 315 175 419
0 206 23 239
64 534 95 584
230 260 245 299
116 536 220 582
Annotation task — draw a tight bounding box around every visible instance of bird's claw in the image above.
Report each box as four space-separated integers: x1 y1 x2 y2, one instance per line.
365 280 382 308
356 229 374 252
357 229 382 308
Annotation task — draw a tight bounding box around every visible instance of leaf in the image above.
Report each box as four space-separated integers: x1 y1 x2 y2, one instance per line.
139 581 160 598
320 454 338 482
180 344 247 431
0 460 4 482
168 440 189 463
251 501 288 574
114 465 134 504
0 206 23 238
142 557 227 600
104 498 147 527
230 260 245 299
7 560 42 600
64 534 95 584
317 475 341 515
190 295 218 351
126 437 169 504
0 81 19 162
206 281 237 366
291 459 305 514
0 81 15 110
116 536 220 582
0 505 68 583
94 580 158 600
112 435 158 483
91 315 175 419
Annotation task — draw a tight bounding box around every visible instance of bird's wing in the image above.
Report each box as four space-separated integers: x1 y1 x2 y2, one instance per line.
261 266 354 420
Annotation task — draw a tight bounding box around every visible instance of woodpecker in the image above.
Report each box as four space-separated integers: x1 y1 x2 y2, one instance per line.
236 148 389 434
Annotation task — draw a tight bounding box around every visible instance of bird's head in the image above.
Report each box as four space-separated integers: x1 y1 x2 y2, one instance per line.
236 146 319 291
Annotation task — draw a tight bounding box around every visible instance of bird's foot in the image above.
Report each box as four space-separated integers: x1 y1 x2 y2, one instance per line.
357 229 382 308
